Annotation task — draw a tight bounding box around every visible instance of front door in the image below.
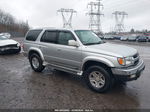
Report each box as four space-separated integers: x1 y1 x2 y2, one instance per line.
55 31 82 70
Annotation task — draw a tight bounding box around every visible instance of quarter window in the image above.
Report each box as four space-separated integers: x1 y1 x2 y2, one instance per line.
26 30 42 41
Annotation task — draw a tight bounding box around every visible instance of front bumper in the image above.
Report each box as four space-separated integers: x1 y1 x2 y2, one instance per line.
0 46 21 54
111 59 145 81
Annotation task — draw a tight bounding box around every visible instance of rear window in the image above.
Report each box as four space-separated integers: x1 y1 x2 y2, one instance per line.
26 30 42 41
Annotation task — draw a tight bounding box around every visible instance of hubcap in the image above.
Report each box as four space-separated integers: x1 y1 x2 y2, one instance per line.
89 71 105 89
32 57 39 69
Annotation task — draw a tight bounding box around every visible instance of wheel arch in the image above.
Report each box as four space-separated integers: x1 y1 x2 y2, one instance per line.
28 47 44 61
82 56 115 74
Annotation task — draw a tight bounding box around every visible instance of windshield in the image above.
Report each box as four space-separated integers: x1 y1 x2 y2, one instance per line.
0 36 9 40
75 30 103 45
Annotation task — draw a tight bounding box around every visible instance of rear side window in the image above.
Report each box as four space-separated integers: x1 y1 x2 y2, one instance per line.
40 31 57 43
26 30 42 41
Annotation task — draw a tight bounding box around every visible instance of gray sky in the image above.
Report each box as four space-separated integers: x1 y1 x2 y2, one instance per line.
0 0 150 32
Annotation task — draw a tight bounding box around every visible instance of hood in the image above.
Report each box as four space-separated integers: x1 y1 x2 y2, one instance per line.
84 43 137 57
0 39 18 46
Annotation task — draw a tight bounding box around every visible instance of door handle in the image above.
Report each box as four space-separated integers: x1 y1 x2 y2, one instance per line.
57 49 61 51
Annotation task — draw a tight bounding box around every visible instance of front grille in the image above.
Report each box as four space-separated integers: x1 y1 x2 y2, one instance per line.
0 44 17 48
134 59 139 65
133 53 139 66
133 53 139 59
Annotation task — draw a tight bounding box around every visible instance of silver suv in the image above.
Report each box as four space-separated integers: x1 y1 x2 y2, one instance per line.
23 28 145 93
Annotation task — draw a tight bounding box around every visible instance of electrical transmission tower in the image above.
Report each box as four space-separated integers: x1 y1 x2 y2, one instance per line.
57 8 77 28
87 0 104 34
112 11 128 33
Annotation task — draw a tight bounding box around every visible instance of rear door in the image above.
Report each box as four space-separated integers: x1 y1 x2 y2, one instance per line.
39 30 59 63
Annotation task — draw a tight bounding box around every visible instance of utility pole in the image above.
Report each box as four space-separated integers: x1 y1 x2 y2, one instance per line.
57 8 77 28
112 11 128 33
87 0 104 35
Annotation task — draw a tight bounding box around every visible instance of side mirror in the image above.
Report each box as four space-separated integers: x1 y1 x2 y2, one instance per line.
68 40 79 47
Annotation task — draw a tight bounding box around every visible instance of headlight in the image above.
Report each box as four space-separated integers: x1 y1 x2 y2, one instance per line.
125 57 134 66
17 43 20 47
118 57 134 66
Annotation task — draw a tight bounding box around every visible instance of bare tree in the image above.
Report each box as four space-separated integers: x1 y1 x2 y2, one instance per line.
0 8 30 36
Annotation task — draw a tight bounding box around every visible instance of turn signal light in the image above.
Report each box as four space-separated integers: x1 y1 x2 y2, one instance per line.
118 58 125 65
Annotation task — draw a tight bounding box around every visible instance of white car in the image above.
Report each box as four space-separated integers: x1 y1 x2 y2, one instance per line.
0 36 21 54
104 35 114 40
120 36 128 41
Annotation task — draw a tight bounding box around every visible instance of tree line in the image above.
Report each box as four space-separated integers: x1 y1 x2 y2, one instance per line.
0 9 29 36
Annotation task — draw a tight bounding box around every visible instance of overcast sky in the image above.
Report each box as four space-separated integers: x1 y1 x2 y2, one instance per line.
0 0 150 32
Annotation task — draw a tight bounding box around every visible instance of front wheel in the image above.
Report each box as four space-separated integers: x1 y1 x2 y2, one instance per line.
29 53 45 72
84 66 114 93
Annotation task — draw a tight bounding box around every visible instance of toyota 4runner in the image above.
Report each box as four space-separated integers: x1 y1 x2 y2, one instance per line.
23 28 145 93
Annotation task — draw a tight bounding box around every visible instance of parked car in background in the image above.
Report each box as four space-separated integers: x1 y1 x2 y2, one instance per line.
137 36 147 42
99 35 104 40
113 35 122 40
128 36 137 41
0 33 11 38
104 35 114 40
0 35 21 54
147 36 150 42
120 36 128 41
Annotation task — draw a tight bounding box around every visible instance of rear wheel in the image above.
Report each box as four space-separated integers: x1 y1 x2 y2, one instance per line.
29 53 45 72
84 66 114 93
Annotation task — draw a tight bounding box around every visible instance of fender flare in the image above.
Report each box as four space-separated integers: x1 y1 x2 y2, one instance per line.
28 47 45 61
81 56 115 70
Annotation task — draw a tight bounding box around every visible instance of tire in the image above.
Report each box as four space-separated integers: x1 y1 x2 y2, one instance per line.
29 53 45 72
84 66 114 93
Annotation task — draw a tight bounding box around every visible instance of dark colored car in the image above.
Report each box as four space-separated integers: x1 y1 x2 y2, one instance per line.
99 36 104 40
137 36 147 42
147 36 150 42
113 36 122 40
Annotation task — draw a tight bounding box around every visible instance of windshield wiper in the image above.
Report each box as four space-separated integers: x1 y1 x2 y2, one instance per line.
84 42 102 45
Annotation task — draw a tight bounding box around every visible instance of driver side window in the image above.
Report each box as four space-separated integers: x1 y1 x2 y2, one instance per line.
58 31 75 45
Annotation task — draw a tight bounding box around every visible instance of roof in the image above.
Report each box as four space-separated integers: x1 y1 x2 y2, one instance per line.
29 27 90 32
30 27 73 31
